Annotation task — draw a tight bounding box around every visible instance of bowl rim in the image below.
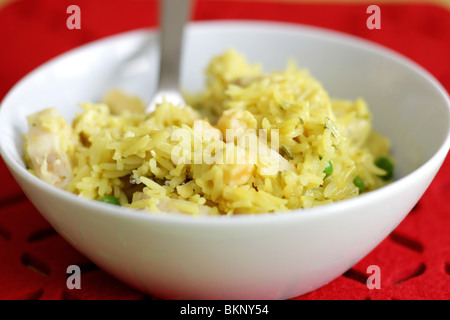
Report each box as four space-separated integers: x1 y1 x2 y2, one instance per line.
1 20 449 226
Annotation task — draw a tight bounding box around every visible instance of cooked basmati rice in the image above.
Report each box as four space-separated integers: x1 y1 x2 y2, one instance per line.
23 49 393 215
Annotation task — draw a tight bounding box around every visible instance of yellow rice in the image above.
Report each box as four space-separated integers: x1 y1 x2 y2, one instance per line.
23 49 393 215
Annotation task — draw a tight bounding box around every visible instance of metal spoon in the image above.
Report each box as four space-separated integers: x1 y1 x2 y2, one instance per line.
148 0 192 112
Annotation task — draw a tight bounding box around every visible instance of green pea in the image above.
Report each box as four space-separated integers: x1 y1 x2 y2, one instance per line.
374 157 394 181
323 161 333 178
353 176 365 193
97 195 120 206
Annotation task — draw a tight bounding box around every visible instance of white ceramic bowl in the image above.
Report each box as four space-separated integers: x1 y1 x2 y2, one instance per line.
1 21 449 300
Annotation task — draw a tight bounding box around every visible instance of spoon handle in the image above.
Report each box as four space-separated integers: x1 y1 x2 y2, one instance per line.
158 0 192 91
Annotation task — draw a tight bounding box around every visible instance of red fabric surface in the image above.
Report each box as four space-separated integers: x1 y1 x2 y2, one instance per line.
0 0 449 300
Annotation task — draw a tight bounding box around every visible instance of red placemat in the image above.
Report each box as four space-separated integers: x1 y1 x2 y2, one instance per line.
0 0 449 300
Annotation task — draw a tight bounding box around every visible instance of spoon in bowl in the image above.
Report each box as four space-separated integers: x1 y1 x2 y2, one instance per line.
148 0 192 112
